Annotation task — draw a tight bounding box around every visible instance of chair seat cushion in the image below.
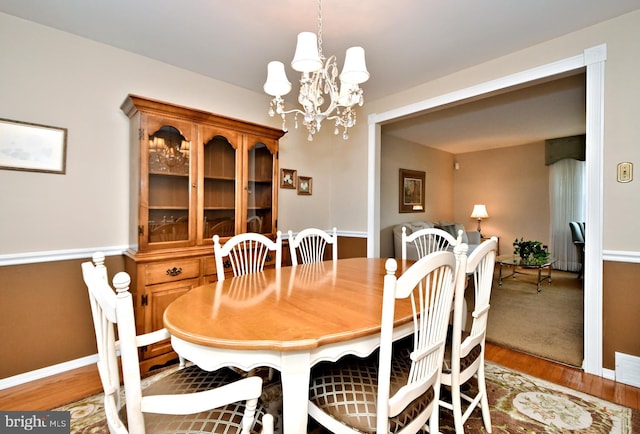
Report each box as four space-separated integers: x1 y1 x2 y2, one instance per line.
442 326 482 374
308 347 434 434
120 365 268 433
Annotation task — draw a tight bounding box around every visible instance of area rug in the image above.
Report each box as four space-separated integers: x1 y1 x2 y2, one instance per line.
473 267 584 367
55 362 638 433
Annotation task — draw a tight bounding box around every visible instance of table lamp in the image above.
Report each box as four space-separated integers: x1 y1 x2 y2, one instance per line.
471 204 489 236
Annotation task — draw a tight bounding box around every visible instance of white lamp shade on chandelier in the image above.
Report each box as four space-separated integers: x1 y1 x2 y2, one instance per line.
291 32 322 73
263 0 369 141
264 61 292 97
340 47 369 84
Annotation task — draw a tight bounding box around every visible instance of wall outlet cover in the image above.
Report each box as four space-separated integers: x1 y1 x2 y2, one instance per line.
617 162 632 183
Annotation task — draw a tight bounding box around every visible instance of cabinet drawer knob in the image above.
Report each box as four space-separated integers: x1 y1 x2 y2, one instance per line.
166 267 183 277
223 260 232 269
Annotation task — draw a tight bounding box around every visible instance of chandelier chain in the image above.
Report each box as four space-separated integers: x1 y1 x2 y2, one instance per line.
317 0 323 59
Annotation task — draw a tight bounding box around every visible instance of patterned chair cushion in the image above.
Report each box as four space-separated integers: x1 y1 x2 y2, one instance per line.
119 366 268 433
309 347 434 434
442 326 482 374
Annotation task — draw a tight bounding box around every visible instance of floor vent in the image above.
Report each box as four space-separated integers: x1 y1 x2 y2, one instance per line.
615 352 640 388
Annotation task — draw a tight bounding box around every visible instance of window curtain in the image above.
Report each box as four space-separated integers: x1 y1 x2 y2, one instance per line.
549 158 585 271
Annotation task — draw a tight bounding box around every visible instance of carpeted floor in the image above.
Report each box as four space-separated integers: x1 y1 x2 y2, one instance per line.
468 267 584 367
57 362 639 433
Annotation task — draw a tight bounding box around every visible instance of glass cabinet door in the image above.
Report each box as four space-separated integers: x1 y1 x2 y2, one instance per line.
145 122 194 248
246 136 277 234
201 131 238 241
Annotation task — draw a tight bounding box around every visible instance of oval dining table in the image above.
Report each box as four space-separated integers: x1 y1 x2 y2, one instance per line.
163 257 415 434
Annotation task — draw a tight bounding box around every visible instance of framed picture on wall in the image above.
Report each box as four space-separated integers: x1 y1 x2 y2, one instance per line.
0 118 67 174
399 168 425 213
297 176 312 195
280 168 297 189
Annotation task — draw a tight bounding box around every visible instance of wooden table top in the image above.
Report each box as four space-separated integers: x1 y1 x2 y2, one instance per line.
163 257 415 351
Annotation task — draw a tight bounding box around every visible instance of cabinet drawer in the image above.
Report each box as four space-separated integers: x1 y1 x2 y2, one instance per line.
144 259 201 285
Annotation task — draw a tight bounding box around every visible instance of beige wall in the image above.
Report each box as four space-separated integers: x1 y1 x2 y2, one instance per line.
380 134 454 258
2 10 639 254
380 136 550 259
366 10 640 253
453 142 550 255
0 12 339 256
1 9 640 378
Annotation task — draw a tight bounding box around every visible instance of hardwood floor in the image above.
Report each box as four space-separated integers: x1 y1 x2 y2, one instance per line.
485 343 640 410
1 343 639 412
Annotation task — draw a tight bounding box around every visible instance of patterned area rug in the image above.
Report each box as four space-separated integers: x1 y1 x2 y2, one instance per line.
56 362 638 433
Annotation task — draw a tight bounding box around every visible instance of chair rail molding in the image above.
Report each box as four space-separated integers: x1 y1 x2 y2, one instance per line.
0 245 128 266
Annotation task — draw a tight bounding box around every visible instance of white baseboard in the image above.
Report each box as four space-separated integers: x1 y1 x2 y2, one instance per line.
602 367 615 381
0 354 98 390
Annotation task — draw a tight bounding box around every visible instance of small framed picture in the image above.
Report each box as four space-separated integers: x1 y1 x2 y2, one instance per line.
280 168 297 189
297 176 312 195
0 118 67 174
399 168 425 213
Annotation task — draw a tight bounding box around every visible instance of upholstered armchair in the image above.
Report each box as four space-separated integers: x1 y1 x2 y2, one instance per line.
569 221 585 279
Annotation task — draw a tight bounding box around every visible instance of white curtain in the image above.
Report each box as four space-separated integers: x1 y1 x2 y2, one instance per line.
549 158 586 271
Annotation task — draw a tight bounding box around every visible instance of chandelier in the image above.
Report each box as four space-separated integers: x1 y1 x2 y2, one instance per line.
263 0 369 141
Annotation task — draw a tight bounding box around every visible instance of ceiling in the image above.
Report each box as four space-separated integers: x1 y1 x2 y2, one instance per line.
383 72 587 153
1 0 638 153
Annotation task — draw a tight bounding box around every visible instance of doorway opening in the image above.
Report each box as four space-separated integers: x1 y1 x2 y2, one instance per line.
367 45 606 376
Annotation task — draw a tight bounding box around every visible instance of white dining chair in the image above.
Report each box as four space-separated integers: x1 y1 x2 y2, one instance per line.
439 237 497 433
288 227 337 265
81 253 274 434
213 232 282 380
401 226 462 261
308 246 467 434
403 226 468 331
213 231 282 281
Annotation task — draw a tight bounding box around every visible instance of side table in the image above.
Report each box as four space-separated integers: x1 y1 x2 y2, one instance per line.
481 236 499 255
496 254 558 293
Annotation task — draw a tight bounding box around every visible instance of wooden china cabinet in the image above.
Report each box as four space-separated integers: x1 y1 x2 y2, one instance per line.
121 95 285 372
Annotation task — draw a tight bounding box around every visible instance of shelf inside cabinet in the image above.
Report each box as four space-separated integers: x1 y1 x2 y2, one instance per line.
149 171 189 178
148 206 190 210
204 175 235 181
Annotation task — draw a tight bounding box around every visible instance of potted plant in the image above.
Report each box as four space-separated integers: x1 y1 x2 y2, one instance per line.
513 238 549 265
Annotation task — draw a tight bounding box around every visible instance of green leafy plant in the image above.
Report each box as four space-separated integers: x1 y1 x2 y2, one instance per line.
513 238 549 264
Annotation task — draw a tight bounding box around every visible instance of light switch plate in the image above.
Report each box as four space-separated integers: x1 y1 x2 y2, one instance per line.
617 162 633 183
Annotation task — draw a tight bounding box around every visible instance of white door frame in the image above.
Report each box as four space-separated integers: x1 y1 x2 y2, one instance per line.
367 44 606 376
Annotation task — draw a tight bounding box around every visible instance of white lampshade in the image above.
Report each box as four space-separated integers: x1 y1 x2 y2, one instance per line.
264 61 292 97
339 46 369 85
291 32 322 73
471 204 489 219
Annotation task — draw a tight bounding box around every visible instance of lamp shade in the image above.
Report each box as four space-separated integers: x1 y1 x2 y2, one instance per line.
339 46 369 84
264 61 292 97
471 204 489 219
291 32 322 73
